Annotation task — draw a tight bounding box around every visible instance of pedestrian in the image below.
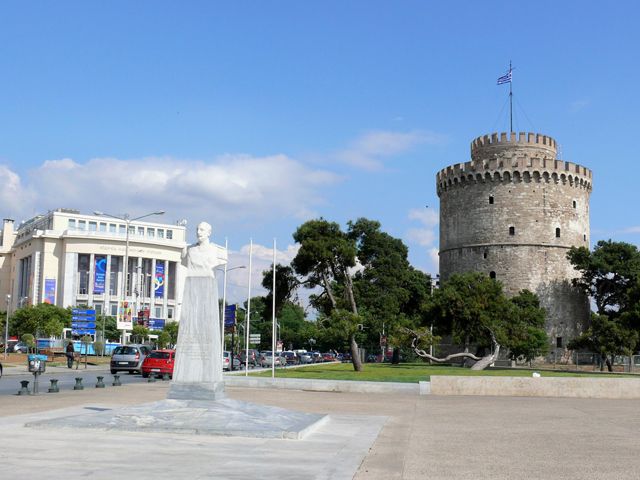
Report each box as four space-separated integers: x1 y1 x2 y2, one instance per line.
65 341 75 368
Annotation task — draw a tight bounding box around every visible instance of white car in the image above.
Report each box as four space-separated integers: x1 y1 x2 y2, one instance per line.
223 351 241 371
259 351 286 368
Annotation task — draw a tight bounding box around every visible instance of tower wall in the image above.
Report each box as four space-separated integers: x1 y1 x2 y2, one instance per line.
437 131 592 355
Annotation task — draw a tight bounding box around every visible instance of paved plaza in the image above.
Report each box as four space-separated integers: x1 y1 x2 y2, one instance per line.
0 380 639 479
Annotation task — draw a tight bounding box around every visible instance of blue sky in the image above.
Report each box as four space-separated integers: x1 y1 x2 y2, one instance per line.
1 1 638 301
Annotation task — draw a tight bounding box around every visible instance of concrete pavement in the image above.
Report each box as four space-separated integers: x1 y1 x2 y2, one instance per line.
1 381 639 479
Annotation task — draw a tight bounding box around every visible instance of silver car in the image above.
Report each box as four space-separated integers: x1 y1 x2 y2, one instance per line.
110 344 151 374
259 351 285 368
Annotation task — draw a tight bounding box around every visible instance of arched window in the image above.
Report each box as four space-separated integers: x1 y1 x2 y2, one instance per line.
572 200 577 209
489 195 494 205
483 250 488 259
509 226 515 236
489 271 496 279
556 228 561 238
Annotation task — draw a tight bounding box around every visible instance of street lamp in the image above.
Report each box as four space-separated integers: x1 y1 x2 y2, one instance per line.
94 210 165 344
3 294 10 360
216 264 246 367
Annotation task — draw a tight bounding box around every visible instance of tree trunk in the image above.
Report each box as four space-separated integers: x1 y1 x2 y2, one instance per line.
607 355 613 372
321 270 337 309
343 269 358 315
350 333 362 371
391 347 400 364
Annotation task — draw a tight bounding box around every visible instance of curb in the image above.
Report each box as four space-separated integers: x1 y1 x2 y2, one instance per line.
225 376 423 395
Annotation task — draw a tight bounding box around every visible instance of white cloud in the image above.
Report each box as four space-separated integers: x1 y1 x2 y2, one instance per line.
404 207 440 275
620 226 640 234
336 130 445 171
8 153 340 225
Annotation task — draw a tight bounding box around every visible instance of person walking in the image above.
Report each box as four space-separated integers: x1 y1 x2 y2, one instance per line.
65 341 75 368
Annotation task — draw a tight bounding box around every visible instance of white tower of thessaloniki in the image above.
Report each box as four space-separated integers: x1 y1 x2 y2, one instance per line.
437 132 593 357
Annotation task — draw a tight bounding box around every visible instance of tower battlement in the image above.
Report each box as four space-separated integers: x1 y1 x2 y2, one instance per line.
471 132 557 161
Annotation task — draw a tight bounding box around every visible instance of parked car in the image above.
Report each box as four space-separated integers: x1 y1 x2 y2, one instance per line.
239 349 259 367
223 351 241 371
341 352 352 362
298 351 313 364
141 349 176 378
310 351 323 363
322 352 337 362
259 351 286 368
281 351 299 365
110 344 152 374
10 341 29 353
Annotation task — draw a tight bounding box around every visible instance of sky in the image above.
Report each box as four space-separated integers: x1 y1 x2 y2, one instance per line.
1 1 639 304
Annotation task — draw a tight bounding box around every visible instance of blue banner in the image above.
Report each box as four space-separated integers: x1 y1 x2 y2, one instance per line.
44 278 56 304
148 318 166 331
224 305 236 328
93 256 106 294
154 263 165 298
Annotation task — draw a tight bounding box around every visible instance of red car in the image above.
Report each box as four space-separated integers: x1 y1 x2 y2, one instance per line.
141 349 176 378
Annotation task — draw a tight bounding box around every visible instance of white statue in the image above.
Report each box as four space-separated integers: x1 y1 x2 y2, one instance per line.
169 221 227 400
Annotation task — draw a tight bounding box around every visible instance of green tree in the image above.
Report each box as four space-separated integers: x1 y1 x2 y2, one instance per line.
131 324 150 344
11 303 70 338
21 333 35 353
415 273 547 370
262 264 300 321
292 218 363 371
568 314 638 371
164 321 179 346
99 315 120 342
157 330 172 349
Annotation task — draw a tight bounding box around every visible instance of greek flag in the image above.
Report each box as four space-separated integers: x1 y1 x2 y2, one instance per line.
497 69 512 85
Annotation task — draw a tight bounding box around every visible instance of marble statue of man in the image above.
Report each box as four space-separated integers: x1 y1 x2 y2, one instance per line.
168 221 228 400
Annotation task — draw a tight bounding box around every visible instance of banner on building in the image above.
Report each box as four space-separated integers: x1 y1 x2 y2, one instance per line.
117 301 133 330
93 256 106 294
148 318 166 331
154 263 165 298
44 279 56 304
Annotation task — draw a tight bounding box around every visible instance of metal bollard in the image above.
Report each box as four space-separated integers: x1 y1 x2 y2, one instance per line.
95 376 105 388
148 373 156 383
112 374 121 386
73 377 84 390
18 380 30 395
162 373 170 381
48 379 60 393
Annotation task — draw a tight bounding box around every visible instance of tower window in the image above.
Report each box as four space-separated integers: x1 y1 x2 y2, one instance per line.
509 226 515 236
572 200 577 208
489 195 494 205
556 228 561 238
584 234 587 241
483 251 488 259
489 271 496 279
556 337 563 348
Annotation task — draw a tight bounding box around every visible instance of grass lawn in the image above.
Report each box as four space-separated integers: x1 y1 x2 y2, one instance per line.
250 362 638 383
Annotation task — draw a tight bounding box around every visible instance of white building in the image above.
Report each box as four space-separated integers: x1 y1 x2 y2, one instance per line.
0 209 187 324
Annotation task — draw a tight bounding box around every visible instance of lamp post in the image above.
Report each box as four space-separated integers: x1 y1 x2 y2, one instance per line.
94 210 165 344
216 264 246 369
429 274 440 362
3 294 10 360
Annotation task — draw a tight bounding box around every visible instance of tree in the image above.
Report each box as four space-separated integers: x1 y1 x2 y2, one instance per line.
410 273 547 370
262 264 300 321
292 218 363 371
10 303 70 338
99 315 120 342
568 314 638 371
567 240 640 366
164 321 179 346
131 324 150 344
568 240 640 316
157 330 172 349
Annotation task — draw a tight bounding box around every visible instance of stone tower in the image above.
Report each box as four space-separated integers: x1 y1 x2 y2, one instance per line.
437 132 592 355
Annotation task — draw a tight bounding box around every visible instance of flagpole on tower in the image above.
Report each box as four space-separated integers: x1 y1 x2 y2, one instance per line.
509 60 513 133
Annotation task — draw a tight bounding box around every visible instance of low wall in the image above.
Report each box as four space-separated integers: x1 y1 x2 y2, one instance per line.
225 376 419 395
430 375 640 399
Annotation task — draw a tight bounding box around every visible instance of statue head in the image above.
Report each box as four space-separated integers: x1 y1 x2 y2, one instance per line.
196 221 212 244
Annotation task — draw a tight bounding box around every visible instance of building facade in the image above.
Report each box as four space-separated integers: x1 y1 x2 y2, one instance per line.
0 209 187 325
437 132 593 356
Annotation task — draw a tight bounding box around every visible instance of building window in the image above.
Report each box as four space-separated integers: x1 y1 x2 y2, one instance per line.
128 225 135 235
110 304 118 316
584 234 587 241
109 223 116 233
556 337 563 348
119 224 126 235
147 228 155 238
167 307 174 319
68 219 76 230
489 195 494 205
88 221 97 232
572 200 577 208
137 227 144 236
483 250 488 259
154 307 162 318
78 220 86 231
99 222 107 232
509 226 515 236
94 303 103 315
166 230 173 240
78 254 90 294
556 228 561 238
489 271 496 279
158 229 165 239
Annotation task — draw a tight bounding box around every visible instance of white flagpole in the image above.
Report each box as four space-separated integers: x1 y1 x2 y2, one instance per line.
271 238 277 379
244 239 253 377
220 237 228 370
